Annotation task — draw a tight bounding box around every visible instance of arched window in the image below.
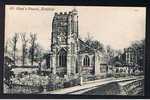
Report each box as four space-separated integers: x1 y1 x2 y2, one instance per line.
91 56 95 66
59 48 67 67
90 56 95 74
83 55 90 67
76 60 78 73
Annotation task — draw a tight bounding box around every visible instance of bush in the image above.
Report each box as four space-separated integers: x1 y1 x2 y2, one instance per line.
63 81 70 88
39 85 44 92
133 71 144 76
113 73 127 78
72 78 80 86
63 78 80 88
56 82 64 89
113 73 121 78
11 74 49 86
46 82 62 91
106 73 112 77
94 75 101 80
87 76 95 81
94 75 106 80
47 74 64 91
46 74 80 91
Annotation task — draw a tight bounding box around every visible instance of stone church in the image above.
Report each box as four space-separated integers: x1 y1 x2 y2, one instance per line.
49 8 107 77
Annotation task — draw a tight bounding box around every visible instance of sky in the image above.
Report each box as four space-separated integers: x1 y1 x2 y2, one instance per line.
5 5 146 51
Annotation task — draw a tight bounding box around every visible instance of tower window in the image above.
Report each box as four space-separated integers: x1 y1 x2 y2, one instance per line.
83 55 90 67
58 48 67 67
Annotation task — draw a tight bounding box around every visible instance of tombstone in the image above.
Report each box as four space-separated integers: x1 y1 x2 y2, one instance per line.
41 59 47 70
80 76 83 86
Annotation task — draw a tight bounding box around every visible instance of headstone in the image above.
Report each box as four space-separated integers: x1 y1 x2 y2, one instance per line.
80 76 83 86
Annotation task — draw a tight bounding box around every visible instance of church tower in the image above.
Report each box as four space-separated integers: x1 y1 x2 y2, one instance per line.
51 8 79 76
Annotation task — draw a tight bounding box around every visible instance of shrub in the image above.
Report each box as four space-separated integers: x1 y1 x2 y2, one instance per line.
46 74 80 91
63 78 80 88
38 85 44 92
95 75 101 80
46 82 55 91
47 74 64 91
107 73 112 77
113 73 128 78
63 81 70 88
113 73 120 78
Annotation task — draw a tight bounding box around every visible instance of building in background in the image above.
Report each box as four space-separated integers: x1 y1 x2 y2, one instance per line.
124 47 137 65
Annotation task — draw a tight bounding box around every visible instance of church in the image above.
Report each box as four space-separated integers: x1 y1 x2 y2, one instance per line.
48 8 107 78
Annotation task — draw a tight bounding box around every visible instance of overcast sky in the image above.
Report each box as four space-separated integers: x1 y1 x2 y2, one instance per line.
5 5 146 51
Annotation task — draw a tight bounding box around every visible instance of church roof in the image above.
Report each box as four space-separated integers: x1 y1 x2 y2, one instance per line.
78 38 99 54
77 39 107 59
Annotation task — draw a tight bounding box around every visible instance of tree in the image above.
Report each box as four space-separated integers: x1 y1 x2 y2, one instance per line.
4 56 14 83
84 33 104 52
34 43 44 63
131 40 141 49
91 40 105 52
106 46 114 56
20 33 28 66
4 41 8 54
11 33 19 67
29 33 37 65
131 39 145 67
5 39 14 58
84 32 93 43
106 45 115 65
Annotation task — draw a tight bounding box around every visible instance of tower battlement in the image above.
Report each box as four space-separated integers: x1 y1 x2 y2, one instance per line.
54 12 71 16
53 9 78 24
54 8 78 17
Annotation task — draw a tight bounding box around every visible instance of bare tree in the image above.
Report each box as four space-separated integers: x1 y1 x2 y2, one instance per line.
84 32 93 45
4 39 13 58
4 41 8 54
29 33 37 65
106 45 115 65
84 33 104 52
34 43 44 63
11 33 19 67
20 33 28 66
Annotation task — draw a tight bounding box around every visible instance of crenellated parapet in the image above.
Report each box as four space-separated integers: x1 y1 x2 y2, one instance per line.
52 9 78 23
